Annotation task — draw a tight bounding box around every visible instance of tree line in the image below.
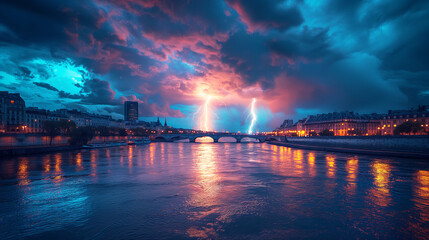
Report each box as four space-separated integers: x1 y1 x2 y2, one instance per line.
43 120 139 146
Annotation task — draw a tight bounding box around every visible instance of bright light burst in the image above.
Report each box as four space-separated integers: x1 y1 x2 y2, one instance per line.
248 98 257 134
200 96 213 131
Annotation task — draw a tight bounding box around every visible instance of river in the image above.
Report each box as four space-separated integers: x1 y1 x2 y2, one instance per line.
1 143 428 239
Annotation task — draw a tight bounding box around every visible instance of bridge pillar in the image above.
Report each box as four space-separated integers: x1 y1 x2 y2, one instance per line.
189 137 196 142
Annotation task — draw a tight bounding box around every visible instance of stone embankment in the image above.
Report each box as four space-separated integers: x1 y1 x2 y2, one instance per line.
269 136 429 159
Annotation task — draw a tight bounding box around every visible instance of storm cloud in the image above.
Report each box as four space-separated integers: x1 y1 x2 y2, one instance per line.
0 0 428 131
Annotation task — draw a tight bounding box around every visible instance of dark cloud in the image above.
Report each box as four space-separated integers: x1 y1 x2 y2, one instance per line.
226 0 303 32
15 66 34 80
268 27 336 64
221 31 278 88
0 0 101 45
58 91 81 99
0 0 428 130
33 82 59 92
80 78 117 105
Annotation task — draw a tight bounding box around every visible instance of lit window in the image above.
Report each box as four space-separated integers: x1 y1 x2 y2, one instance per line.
10 100 14 104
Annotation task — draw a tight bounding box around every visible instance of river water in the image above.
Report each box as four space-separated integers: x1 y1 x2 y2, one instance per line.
1 143 428 239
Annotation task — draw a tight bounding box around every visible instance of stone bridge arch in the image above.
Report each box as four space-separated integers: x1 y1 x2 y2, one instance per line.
190 135 216 142
218 136 238 142
153 136 168 142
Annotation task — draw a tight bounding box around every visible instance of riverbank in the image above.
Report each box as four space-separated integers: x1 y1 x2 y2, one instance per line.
0 144 82 158
268 139 429 159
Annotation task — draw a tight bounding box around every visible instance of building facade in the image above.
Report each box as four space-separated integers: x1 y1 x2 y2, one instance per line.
0 92 26 133
26 107 62 133
124 101 138 122
54 109 122 128
304 112 381 136
380 105 429 135
277 112 381 136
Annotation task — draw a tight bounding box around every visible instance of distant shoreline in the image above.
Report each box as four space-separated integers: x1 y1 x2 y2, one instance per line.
268 141 429 159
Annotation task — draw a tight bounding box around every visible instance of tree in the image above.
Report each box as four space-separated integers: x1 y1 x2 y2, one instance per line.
309 131 318 136
347 129 364 136
59 119 76 135
118 128 127 136
133 127 148 136
43 120 61 145
319 129 334 136
69 127 95 146
97 126 110 142
394 121 423 135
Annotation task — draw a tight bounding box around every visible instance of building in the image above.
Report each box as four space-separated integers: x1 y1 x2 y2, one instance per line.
25 107 62 133
54 109 122 128
277 111 381 136
303 112 381 136
279 119 293 129
124 101 138 122
380 105 429 135
0 92 26 133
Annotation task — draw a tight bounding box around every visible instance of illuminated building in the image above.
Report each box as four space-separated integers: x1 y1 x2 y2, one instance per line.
380 105 429 135
278 112 381 136
26 107 61 133
0 91 26 133
124 101 139 122
278 106 429 136
26 108 123 132
303 112 381 136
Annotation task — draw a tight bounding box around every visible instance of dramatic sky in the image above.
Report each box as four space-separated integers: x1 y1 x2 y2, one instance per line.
1 0 428 132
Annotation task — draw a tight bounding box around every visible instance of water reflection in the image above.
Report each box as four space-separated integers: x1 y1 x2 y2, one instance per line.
191 144 220 208
128 145 134 173
187 144 221 238
326 154 336 178
346 156 359 195
307 152 316 177
90 151 97 178
293 149 304 176
18 158 30 186
369 160 392 207
414 170 429 221
76 152 83 171
1 143 429 239
53 153 63 183
42 155 50 173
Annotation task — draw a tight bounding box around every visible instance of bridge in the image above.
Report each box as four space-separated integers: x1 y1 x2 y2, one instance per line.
151 133 285 143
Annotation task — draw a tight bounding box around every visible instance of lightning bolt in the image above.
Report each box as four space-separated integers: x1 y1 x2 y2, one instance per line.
248 98 257 134
201 96 212 132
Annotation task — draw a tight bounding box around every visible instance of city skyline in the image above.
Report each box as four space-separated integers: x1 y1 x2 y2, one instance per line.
1 1 429 132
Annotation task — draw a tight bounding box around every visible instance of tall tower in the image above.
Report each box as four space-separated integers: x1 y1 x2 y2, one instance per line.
164 118 167 127
124 101 138 122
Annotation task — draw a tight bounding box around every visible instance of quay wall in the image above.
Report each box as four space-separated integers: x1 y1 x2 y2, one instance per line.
0 134 131 148
285 136 429 153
